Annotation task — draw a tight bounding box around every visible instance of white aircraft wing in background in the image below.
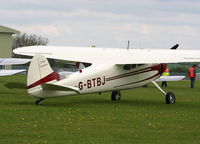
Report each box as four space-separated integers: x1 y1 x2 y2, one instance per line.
155 76 185 81
0 58 30 65
0 58 30 76
13 46 200 64
0 69 26 76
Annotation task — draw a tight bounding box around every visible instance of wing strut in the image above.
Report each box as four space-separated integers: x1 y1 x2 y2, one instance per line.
151 81 166 95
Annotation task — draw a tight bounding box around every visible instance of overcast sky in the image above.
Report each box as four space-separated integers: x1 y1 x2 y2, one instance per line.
1 0 200 49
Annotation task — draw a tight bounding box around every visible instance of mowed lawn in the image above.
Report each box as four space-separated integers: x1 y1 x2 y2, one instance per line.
0 75 200 144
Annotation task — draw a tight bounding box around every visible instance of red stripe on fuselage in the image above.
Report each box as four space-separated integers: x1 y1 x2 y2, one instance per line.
114 73 160 88
27 72 60 89
106 64 162 82
106 68 151 81
112 64 163 88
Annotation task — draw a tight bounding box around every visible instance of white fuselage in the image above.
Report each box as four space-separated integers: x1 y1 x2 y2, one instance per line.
29 64 163 98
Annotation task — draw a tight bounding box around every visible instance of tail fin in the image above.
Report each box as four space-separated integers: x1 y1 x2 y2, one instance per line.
27 55 60 89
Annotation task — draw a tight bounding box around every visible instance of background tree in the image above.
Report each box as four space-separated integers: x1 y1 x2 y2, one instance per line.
12 33 91 70
12 33 48 58
169 63 200 73
12 33 67 69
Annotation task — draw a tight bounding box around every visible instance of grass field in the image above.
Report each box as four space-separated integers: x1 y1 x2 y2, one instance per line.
0 75 200 144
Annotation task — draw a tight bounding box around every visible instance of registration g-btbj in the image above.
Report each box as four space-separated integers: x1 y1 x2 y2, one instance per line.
13 44 199 105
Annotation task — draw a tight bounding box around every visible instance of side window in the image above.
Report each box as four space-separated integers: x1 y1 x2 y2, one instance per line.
123 64 144 70
123 64 131 70
131 64 137 68
0 65 5 69
137 64 144 67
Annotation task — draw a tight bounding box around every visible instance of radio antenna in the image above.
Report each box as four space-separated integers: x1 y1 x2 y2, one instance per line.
127 40 130 50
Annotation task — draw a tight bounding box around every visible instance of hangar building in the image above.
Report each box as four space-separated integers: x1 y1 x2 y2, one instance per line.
0 25 20 58
0 25 20 69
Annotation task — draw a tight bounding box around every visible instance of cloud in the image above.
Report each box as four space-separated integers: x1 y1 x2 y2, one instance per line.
13 24 72 37
1 0 200 49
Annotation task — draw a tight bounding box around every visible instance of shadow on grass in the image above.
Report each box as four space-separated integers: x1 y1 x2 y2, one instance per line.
13 98 198 109
4 82 26 89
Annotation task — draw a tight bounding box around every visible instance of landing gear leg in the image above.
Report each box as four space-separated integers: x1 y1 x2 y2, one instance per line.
111 91 121 101
35 98 45 105
151 81 175 104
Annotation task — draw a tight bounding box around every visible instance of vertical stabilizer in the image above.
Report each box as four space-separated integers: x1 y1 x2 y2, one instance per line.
27 55 60 89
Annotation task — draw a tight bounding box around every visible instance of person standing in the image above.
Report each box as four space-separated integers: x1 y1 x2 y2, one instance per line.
161 66 170 87
189 65 197 88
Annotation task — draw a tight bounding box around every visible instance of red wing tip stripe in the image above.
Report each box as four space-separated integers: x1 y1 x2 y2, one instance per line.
27 72 60 89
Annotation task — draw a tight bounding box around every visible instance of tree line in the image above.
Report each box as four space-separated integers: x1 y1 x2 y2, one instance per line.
12 33 75 69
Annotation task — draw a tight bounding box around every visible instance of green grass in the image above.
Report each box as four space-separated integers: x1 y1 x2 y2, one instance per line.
0 75 200 144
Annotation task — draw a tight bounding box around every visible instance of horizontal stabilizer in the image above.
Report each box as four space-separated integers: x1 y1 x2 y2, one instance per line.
42 83 80 93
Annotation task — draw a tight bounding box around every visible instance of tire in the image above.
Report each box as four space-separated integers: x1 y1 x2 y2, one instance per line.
35 100 42 105
35 98 45 105
111 91 121 101
165 92 175 104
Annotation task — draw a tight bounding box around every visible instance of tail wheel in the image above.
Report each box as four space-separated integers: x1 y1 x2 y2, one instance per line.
35 98 45 105
166 92 175 104
111 91 121 101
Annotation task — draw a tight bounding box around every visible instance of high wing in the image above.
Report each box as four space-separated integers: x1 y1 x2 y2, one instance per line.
0 58 30 65
13 46 200 64
0 69 26 76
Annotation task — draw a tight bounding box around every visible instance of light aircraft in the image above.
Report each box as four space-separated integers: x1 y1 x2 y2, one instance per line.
0 58 30 76
13 45 200 105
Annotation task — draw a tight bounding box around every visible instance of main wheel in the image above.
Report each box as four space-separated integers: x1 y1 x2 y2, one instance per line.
165 92 175 104
111 91 121 101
